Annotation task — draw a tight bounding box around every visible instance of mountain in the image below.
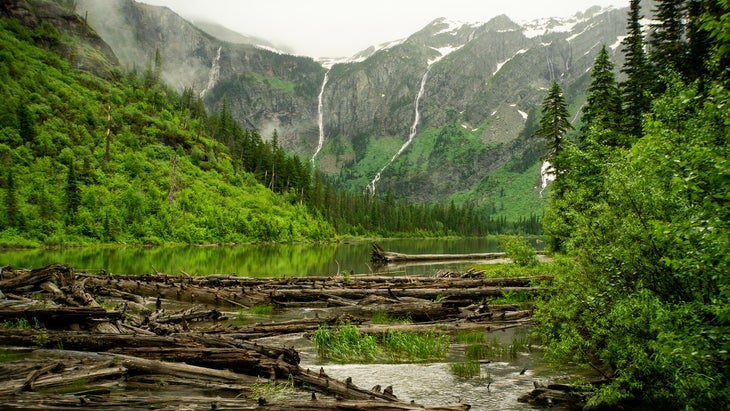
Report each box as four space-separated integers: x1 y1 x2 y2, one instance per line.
190 18 293 53
0 0 334 245
76 0 633 222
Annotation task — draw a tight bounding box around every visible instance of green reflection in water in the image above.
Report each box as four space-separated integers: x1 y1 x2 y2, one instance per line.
0 237 533 277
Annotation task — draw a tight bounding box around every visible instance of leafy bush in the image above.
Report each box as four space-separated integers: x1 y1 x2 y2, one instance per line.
499 235 538 267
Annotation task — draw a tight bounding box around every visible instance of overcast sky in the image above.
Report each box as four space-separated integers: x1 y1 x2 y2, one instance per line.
139 0 629 58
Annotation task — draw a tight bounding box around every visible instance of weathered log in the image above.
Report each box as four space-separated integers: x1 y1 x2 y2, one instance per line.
205 315 357 340
146 305 223 324
0 307 122 329
108 346 282 377
0 392 470 411
346 317 534 336
371 242 507 263
272 286 540 303
84 275 270 308
30 348 259 384
316 301 459 321
0 263 73 292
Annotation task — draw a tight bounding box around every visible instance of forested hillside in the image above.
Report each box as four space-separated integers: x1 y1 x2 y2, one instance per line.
0 9 334 246
534 0 729 408
0 0 526 246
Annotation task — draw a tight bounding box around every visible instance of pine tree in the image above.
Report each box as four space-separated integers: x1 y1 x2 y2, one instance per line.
581 44 623 143
534 81 573 159
16 102 35 142
620 0 651 138
4 169 17 228
65 162 80 225
154 47 163 84
684 0 713 83
649 0 688 72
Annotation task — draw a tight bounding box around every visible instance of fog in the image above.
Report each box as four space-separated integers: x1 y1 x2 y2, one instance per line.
139 0 629 58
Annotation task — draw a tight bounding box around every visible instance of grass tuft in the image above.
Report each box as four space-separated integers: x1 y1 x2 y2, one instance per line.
312 321 448 363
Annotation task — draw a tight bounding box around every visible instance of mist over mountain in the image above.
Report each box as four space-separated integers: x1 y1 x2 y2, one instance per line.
75 0 638 221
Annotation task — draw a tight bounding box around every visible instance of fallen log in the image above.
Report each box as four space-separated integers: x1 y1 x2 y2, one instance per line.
0 263 74 292
0 392 470 411
371 242 507 264
0 307 122 329
272 286 540 303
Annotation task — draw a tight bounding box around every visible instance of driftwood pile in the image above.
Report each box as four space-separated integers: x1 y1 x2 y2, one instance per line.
0 262 548 410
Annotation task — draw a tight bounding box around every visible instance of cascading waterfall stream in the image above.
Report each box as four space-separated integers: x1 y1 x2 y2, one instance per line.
366 66 431 195
200 46 222 98
311 69 330 166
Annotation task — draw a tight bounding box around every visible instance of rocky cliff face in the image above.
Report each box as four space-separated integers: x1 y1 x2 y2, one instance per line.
75 0 631 218
1 0 119 78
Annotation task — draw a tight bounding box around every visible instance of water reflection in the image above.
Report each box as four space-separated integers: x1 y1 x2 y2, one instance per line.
0 237 543 277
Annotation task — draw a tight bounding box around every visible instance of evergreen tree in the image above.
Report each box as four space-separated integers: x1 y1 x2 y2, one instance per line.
620 0 652 137
581 45 623 144
153 47 162 84
684 0 712 83
649 0 688 72
64 162 80 225
4 169 17 228
16 101 35 142
534 81 573 160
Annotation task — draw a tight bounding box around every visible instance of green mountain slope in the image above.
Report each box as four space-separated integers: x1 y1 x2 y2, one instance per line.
0 10 334 246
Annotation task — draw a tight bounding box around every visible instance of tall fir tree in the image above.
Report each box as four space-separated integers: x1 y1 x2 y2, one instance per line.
581 44 623 144
16 102 35 142
684 0 712 83
620 0 651 138
534 81 573 160
65 162 80 225
649 0 688 72
4 169 17 229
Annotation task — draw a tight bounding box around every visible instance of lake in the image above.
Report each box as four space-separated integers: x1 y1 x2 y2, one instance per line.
0 237 543 276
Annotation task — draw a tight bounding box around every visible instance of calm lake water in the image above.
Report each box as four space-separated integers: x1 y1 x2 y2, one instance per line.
0 237 543 276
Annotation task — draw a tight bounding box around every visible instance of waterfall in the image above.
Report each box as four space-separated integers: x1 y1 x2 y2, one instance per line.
311 69 330 166
366 66 431 195
200 46 222 98
539 160 555 197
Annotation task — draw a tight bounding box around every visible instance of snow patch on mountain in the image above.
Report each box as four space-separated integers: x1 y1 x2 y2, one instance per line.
429 45 464 64
520 7 612 39
494 49 528 76
610 35 627 50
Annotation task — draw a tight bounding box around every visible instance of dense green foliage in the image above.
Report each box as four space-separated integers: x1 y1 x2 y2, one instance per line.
498 235 537 267
536 1 730 408
0 18 334 245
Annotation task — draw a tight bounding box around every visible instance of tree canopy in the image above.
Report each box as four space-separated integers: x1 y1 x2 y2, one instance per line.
536 1 730 408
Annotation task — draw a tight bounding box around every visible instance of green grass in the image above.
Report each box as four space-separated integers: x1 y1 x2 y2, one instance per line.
455 330 485 344
312 321 448 363
247 375 295 401
449 360 481 378
468 261 551 279
464 343 492 360
0 318 32 329
249 304 275 315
